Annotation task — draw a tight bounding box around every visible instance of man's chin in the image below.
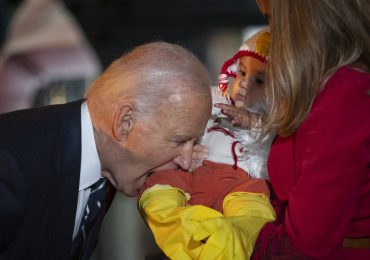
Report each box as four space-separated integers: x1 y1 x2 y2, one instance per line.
112 182 135 197
122 188 138 197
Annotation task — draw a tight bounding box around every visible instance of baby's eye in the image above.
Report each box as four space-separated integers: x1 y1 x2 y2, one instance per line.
238 70 246 77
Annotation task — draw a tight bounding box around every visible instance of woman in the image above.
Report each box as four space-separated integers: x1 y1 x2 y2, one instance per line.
220 0 370 258
140 0 369 258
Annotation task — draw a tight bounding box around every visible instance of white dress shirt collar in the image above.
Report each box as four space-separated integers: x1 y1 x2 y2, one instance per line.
79 101 102 191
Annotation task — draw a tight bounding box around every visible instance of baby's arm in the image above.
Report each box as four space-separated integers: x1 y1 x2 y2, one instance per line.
138 170 249 259
138 165 275 260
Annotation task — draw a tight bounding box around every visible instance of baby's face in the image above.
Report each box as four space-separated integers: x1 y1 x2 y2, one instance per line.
231 56 267 114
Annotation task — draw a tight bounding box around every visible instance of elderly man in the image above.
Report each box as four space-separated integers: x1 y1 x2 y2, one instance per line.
0 42 212 260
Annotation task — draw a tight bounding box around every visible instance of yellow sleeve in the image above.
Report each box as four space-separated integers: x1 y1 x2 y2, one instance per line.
222 192 276 255
139 185 224 259
139 186 275 260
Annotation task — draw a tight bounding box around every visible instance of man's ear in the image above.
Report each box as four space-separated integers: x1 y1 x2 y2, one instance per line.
112 105 134 142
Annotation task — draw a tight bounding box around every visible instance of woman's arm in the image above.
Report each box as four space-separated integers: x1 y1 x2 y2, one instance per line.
253 68 370 259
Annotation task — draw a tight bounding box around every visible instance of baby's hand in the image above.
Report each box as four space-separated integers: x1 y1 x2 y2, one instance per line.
190 144 208 171
214 103 259 129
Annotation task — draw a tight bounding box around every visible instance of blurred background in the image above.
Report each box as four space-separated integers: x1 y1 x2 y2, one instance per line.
0 0 267 259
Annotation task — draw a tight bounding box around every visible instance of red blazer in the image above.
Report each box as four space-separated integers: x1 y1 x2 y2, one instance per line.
253 66 370 259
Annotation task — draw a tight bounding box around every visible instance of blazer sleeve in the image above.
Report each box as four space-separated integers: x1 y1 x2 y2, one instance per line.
0 149 26 252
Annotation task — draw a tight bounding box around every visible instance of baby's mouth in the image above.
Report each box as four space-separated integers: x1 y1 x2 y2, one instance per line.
234 93 246 102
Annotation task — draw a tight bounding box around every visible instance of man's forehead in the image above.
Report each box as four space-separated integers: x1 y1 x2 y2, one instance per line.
164 94 210 115
168 124 205 142
168 92 210 103
168 93 182 103
157 91 210 123
164 102 209 137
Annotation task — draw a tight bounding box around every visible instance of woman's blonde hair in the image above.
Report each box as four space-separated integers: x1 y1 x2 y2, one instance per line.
264 0 370 137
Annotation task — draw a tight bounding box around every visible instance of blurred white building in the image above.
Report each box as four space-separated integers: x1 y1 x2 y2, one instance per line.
0 0 101 113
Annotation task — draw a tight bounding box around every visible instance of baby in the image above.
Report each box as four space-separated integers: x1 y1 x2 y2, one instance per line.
138 27 275 260
199 26 273 180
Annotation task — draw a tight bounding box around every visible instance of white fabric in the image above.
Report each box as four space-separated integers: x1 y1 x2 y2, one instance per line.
72 102 102 239
200 87 274 179
210 86 231 118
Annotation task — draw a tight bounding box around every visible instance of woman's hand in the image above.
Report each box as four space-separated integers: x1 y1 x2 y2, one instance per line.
214 103 259 129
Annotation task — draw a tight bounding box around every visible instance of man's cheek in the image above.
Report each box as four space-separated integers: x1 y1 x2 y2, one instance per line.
152 161 180 172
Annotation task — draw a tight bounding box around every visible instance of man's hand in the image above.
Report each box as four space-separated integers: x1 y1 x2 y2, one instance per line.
214 103 259 129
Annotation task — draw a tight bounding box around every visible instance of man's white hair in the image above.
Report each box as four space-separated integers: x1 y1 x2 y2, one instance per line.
85 41 211 120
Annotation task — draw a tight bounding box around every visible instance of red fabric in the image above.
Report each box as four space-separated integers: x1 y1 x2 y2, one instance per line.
190 160 270 212
137 170 192 199
253 66 370 259
138 160 270 213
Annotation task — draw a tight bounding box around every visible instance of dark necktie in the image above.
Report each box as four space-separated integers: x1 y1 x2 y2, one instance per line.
78 177 108 236
71 177 108 260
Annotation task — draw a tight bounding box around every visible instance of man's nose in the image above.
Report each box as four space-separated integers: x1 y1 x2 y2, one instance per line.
173 141 193 170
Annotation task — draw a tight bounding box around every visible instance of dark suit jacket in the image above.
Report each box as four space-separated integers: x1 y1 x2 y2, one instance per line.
0 100 105 260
